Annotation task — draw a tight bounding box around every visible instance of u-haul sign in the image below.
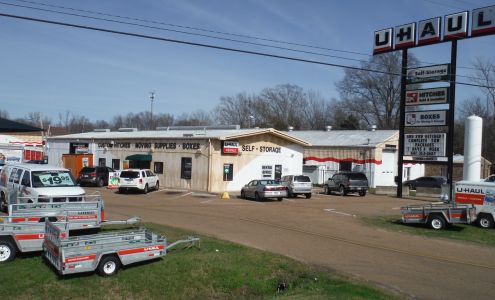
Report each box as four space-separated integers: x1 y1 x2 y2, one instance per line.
222 141 240 155
405 133 446 157
373 5 495 54
406 87 448 105
455 182 495 206
405 110 447 127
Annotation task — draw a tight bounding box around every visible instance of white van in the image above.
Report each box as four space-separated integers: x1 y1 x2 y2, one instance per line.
0 163 85 212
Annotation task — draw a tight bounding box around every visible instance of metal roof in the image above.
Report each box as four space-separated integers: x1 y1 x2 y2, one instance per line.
47 128 311 146
284 130 398 147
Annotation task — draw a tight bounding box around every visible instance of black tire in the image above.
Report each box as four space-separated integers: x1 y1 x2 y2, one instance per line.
324 186 330 195
97 255 120 276
288 190 294 198
143 184 149 194
0 192 7 213
339 186 347 197
255 192 262 201
0 240 16 263
428 214 446 230
118 188 125 194
97 178 104 187
477 214 494 229
305 193 312 199
359 190 366 197
240 190 245 199
155 181 160 191
277 197 283 201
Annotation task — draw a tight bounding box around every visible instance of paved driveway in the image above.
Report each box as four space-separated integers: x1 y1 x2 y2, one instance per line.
92 187 495 299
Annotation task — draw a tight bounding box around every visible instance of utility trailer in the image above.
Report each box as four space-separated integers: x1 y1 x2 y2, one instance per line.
401 203 476 230
43 221 199 276
0 202 139 263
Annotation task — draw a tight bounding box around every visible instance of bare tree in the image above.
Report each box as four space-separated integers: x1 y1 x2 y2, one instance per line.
470 57 495 118
336 52 419 129
175 110 212 126
214 93 257 128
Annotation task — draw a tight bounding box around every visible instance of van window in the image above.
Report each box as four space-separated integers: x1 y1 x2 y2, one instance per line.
21 171 31 186
294 176 311 182
31 170 77 187
14 169 23 184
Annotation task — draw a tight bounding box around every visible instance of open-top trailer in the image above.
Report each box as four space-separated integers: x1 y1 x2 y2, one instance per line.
0 200 139 262
43 221 199 276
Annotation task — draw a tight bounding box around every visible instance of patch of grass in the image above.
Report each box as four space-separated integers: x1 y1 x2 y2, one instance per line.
1 223 397 299
364 216 495 246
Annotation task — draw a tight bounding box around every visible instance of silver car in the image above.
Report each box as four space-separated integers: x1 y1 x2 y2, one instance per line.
281 175 312 198
240 179 287 201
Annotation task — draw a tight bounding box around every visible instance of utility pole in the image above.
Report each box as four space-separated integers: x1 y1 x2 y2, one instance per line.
149 92 155 130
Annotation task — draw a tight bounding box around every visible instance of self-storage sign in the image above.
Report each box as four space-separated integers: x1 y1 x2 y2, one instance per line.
406 64 450 84
405 133 446 157
405 110 447 127
406 87 448 105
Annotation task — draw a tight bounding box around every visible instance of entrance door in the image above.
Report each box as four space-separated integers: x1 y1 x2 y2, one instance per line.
274 165 282 181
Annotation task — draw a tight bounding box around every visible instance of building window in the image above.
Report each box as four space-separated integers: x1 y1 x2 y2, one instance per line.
99 158 106 167
154 162 164 174
339 161 352 171
223 164 233 181
181 157 192 179
112 159 120 170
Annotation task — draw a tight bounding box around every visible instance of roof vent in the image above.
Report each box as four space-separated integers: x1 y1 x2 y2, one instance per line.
368 125 377 131
325 125 332 132
287 126 294 131
118 128 138 132
94 128 110 132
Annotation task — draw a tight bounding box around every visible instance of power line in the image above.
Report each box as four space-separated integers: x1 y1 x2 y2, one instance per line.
1 0 490 81
0 12 494 90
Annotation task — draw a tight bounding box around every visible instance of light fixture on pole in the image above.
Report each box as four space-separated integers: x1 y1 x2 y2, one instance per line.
149 91 155 129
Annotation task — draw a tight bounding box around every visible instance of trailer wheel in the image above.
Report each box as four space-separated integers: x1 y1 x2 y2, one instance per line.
0 240 16 263
428 215 446 230
98 255 120 276
477 214 494 229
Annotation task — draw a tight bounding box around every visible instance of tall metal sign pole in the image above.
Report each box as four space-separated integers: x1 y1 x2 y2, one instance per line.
373 5 495 199
397 49 408 197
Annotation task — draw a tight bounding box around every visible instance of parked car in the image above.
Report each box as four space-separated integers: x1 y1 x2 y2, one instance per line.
484 175 495 183
240 179 287 201
118 169 159 194
78 166 115 187
281 175 312 198
324 172 369 196
403 176 446 190
0 163 85 212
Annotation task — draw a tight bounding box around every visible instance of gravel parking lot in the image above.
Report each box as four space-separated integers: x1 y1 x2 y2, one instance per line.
93 187 494 299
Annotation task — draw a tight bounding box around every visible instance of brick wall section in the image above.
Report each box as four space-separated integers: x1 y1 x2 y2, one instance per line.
425 158 492 181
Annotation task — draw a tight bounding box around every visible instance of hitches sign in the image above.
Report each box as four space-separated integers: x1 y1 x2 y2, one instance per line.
405 133 446 157
405 110 447 127
373 5 495 54
222 141 240 154
406 87 448 105
406 64 450 84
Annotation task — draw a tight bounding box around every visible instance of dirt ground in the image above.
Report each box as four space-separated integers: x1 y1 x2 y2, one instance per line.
90 186 494 300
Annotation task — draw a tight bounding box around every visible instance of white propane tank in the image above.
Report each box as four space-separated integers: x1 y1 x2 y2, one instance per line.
463 115 483 181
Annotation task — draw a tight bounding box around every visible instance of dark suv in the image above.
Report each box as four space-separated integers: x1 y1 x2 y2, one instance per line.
324 172 369 196
78 166 115 187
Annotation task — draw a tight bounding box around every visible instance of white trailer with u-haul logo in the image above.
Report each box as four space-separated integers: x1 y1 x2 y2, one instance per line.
455 180 495 229
0 201 139 263
43 221 199 276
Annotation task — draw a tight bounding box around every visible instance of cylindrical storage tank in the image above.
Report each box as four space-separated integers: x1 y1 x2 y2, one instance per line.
463 115 483 181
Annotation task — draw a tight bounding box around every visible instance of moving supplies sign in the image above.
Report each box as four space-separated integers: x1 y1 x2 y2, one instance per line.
405 133 446 158
405 110 447 127
406 87 448 105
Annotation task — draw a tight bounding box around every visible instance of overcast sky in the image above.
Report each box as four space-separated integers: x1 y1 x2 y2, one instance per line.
1 0 494 122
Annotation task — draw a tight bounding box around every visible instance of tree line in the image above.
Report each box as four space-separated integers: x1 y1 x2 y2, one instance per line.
3 53 495 166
